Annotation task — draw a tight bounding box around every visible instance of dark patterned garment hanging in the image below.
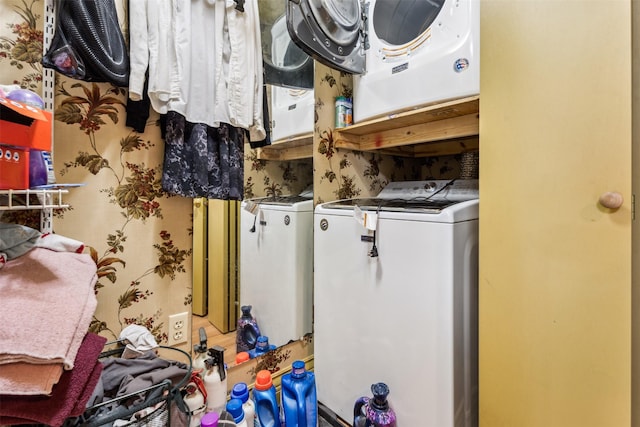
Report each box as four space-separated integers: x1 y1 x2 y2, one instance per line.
162 111 245 200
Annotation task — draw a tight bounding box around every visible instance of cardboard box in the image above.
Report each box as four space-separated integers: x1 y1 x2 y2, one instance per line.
0 97 52 189
0 145 29 189
0 97 52 151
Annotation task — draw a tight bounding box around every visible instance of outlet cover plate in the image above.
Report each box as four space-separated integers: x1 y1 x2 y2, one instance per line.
168 312 189 346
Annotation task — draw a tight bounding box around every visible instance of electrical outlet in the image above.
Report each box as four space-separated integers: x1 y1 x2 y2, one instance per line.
168 312 189 346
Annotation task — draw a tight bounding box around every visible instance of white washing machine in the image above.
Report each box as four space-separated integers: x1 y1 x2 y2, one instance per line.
313 180 479 427
240 190 314 348
287 0 479 122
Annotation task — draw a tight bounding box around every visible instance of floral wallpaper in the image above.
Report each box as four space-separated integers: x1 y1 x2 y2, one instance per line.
0 0 42 90
53 81 193 345
0 0 193 350
243 150 312 199
312 63 467 205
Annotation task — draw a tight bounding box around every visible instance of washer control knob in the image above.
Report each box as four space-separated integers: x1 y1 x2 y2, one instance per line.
424 181 438 192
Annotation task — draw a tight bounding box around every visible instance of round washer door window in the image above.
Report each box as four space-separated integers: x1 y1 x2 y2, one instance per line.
372 0 445 46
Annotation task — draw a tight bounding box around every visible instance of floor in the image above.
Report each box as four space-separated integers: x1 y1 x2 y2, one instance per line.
191 314 237 367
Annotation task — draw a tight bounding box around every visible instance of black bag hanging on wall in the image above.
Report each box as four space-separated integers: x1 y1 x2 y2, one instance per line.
42 0 129 87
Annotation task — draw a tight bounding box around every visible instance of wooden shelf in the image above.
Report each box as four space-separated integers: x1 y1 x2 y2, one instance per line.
333 95 479 157
256 133 313 161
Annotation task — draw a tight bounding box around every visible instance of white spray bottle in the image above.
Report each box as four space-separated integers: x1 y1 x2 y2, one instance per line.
183 381 207 427
203 345 228 414
193 327 208 376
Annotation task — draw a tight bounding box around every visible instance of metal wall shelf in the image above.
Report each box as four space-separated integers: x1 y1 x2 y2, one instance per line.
0 189 70 232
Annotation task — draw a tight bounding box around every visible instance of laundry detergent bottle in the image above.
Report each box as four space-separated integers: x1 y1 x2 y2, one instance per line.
281 360 317 427
353 383 397 427
253 370 280 427
248 335 276 359
204 345 228 414
231 382 256 427
237 305 261 353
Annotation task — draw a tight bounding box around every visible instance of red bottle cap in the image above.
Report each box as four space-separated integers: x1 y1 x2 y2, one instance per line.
254 369 273 390
235 352 250 365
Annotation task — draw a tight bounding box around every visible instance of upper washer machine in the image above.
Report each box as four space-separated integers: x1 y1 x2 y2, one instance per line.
287 0 479 123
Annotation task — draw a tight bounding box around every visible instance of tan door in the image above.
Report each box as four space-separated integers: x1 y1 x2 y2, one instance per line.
207 199 240 333
192 198 208 316
479 1 632 426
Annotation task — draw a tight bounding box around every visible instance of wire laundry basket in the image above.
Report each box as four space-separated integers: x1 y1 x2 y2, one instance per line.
65 343 193 427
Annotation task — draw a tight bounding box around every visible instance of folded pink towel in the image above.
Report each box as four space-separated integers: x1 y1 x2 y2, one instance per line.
0 248 98 369
0 361 63 395
0 332 107 427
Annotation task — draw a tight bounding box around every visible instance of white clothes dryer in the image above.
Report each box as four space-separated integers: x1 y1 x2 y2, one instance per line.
240 190 314 348
270 84 314 142
287 0 479 123
313 179 479 426
270 14 314 142
262 10 315 142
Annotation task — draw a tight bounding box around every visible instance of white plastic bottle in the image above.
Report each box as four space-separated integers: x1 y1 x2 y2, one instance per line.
192 327 208 376
226 398 249 427
183 382 206 427
231 382 256 427
203 345 228 414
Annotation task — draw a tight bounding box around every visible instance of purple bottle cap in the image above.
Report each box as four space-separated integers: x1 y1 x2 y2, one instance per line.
201 411 220 427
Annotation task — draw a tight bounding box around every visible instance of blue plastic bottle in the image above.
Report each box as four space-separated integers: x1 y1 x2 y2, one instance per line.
248 336 276 359
237 305 261 353
231 382 256 427
281 360 317 427
253 370 280 427
226 398 249 427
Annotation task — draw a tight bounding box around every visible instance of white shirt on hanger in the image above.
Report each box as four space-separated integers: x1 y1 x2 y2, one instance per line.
129 0 265 141
128 0 183 114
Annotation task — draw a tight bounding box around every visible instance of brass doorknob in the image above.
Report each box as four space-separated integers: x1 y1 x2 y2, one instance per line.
598 191 624 209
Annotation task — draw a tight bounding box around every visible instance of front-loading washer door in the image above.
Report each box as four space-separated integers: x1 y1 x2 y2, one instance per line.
286 0 365 74
261 1 314 89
